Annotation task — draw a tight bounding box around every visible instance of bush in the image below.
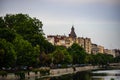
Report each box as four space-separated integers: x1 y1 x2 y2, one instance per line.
39 68 50 75
0 71 7 77
14 71 25 79
32 69 38 74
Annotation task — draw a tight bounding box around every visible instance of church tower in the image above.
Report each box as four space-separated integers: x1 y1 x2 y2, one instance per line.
69 26 77 38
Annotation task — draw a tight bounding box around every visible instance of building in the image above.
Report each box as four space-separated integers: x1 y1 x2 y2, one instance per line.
104 49 115 57
69 26 77 38
113 49 120 57
91 43 99 54
47 26 92 54
76 37 85 48
47 26 119 56
84 38 91 54
47 35 66 46
98 45 104 53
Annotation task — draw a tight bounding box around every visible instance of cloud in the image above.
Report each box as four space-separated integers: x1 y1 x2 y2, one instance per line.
46 0 120 5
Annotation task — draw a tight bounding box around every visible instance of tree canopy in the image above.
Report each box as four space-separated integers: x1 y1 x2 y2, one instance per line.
0 14 54 68
0 14 117 69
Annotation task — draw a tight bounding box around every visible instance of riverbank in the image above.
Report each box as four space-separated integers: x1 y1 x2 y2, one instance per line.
50 66 98 76
0 66 99 80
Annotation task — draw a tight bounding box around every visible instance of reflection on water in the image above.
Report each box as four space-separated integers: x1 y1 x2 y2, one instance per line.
38 70 120 80
39 71 91 80
92 70 120 80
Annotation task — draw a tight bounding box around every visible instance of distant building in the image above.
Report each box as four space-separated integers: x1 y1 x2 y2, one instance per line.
47 26 92 54
76 37 85 48
98 45 104 53
91 44 99 54
47 26 119 55
114 49 120 57
104 49 115 57
84 38 91 54
69 26 77 38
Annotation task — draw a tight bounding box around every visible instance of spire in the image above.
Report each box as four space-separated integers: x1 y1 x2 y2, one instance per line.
69 25 77 38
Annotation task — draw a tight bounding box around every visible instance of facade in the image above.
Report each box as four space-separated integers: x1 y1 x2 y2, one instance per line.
76 37 85 48
47 26 119 56
104 49 115 57
91 44 99 54
91 44 104 54
69 26 77 38
47 26 92 54
84 38 91 54
98 45 104 53
113 49 120 57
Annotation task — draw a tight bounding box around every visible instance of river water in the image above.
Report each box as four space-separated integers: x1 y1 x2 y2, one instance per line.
38 70 120 80
1 69 119 80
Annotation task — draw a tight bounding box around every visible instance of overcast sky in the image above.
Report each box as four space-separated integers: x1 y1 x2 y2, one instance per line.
0 0 120 49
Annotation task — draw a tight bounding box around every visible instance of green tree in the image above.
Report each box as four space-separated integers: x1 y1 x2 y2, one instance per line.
93 53 114 66
49 46 72 65
0 13 55 67
68 43 87 64
52 48 65 64
0 28 16 42
114 56 120 63
85 54 94 64
0 39 16 68
0 17 6 28
13 35 39 67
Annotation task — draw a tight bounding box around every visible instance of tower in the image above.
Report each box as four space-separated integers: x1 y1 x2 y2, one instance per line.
69 26 77 38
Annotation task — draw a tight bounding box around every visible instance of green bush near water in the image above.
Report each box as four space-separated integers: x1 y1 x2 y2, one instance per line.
91 73 107 76
32 69 38 74
14 71 25 79
0 71 7 77
39 68 50 75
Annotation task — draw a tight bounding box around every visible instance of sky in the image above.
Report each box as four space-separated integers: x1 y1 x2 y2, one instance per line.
0 0 120 49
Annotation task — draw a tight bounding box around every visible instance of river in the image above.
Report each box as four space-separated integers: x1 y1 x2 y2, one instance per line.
1 69 120 80
38 69 120 80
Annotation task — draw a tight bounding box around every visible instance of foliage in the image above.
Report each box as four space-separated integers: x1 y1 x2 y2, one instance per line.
49 46 72 65
68 43 87 64
90 53 114 66
39 68 50 75
0 39 16 68
114 56 120 63
14 71 25 79
0 13 54 68
0 71 8 77
13 35 39 66
0 13 117 69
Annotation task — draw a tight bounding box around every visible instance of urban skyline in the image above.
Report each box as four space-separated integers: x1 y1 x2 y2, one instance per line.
47 26 118 57
0 0 120 49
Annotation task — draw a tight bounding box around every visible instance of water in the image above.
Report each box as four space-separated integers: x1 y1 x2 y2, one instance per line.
1 70 119 80
92 70 120 80
38 70 120 80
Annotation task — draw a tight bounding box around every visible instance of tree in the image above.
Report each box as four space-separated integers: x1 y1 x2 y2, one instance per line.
0 17 6 28
52 48 65 64
68 43 87 64
85 54 94 64
13 35 39 67
49 46 72 65
0 39 16 68
0 13 55 68
0 28 16 42
114 56 120 63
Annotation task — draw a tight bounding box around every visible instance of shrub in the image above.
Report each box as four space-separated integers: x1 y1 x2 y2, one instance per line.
0 71 7 77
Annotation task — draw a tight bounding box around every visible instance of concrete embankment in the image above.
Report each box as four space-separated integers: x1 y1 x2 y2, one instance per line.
0 66 99 80
50 66 98 76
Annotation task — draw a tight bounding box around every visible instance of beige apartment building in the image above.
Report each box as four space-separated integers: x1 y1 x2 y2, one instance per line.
104 49 116 57
47 26 92 54
91 43 104 54
98 45 104 53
